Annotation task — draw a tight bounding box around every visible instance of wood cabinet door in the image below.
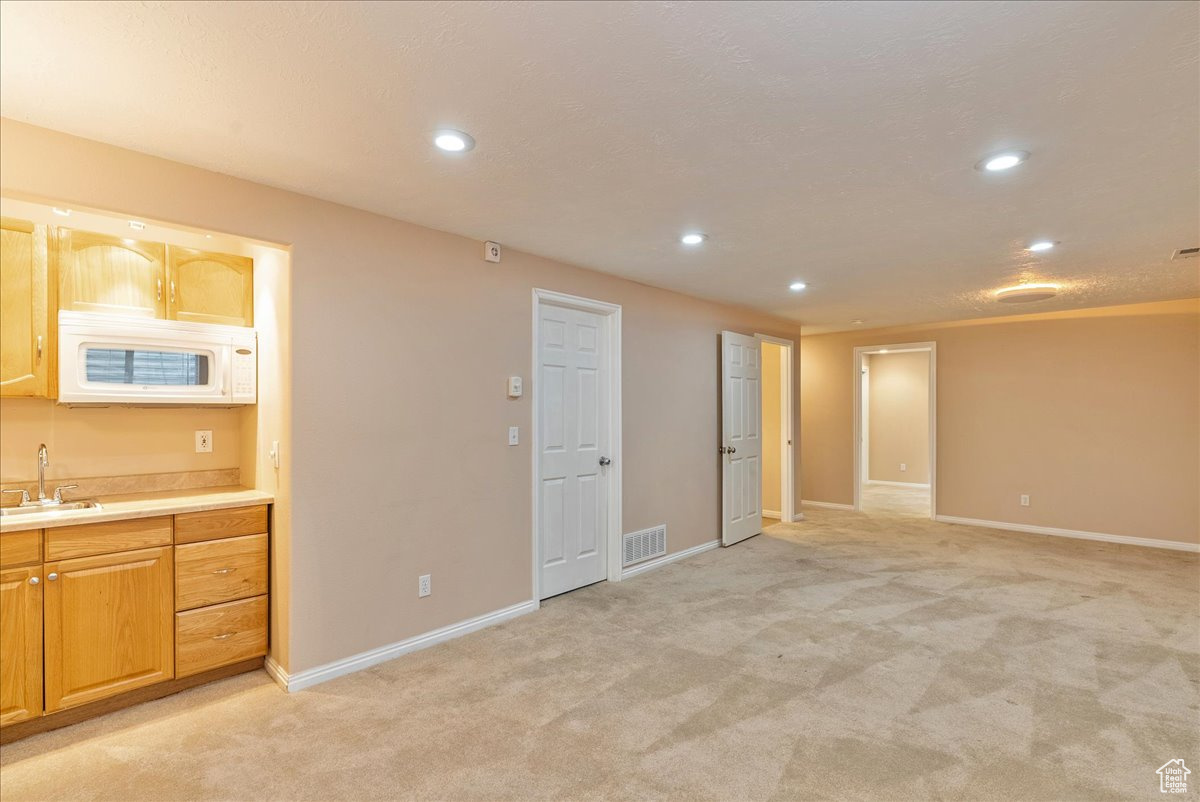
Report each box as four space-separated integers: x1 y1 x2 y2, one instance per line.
0 566 43 727
0 217 51 397
58 229 166 318
167 247 253 327
44 546 174 712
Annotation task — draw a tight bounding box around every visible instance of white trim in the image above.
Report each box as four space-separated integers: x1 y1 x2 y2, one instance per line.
801 499 856 511
268 600 539 692
263 655 288 691
853 342 936 519
620 539 719 579
935 515 1200 553
865 480 931 488
762 509 782 519
532 289 623 601
756 334 795 524
791 512 806 522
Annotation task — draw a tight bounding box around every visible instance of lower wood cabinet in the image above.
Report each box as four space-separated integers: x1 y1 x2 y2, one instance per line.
176 595 268 678
43 546 174 712
0 566 42 726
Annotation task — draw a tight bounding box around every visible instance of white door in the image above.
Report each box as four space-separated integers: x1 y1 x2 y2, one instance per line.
538 304 610 599
721 331 762 546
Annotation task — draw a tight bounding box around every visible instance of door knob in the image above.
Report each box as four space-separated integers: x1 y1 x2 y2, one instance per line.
727 446 736 454
598 456 612 466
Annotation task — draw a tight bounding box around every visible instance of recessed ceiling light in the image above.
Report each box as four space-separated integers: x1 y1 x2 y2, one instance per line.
680 233 707 246
975 150 1030 172
1026 240 1058 252
995 283 1060 303
879 349 889 354
433 129 475 153
121 238 136 245
851 319 864 326
52 207 71 217
789 281 807 292
205 234 213 239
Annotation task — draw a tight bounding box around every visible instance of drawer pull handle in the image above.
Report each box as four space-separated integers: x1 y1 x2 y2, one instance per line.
211 568 234 575
212 632 235 641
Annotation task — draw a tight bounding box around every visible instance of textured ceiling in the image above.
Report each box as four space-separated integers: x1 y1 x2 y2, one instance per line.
1 0 1197 332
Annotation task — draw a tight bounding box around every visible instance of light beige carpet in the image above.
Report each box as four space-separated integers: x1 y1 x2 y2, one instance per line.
2 487 1197 801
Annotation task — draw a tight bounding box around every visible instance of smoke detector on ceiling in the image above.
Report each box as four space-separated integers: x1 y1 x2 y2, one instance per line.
1171 247 1199 260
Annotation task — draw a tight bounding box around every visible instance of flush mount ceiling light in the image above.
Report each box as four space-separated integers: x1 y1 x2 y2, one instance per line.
680 233 707 246
1026 240 1058 252
789 281 807 292
995 282 1060 303
975 150 1030 172
433 129 475 153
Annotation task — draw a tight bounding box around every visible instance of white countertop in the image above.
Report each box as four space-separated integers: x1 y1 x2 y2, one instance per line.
0 486 274 533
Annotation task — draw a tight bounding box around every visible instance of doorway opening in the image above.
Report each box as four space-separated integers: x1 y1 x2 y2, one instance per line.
759 335 794 528
532 289 623 602
853 342 935 519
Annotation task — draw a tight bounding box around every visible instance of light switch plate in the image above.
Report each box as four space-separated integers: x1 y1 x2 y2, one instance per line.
508 426 520 446
195 430 213 453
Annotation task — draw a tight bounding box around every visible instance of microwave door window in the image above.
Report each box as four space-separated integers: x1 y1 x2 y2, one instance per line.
84 348 211 386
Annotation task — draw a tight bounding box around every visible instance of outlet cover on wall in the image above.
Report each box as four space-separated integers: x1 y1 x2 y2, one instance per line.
1020 494 1030 507
195 430 213 453
418 574 431 597
900 463 907 472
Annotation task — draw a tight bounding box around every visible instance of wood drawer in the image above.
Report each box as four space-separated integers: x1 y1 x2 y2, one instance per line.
175 505 267 544
175 533 267 611
0 530 41 568
176 595 267 678
46 516 172 561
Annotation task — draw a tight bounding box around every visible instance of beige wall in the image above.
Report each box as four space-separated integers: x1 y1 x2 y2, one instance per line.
801 299 1200 545
867 351 929 483
0 399 241 483
761 342 782 514
0 119 803 673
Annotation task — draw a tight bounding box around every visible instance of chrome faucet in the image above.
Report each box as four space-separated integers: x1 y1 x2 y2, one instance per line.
37 443 48 501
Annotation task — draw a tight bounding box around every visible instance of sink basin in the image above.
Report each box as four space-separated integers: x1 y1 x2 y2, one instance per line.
0 500 102 517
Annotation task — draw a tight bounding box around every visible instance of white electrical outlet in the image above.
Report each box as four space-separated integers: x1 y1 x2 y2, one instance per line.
508 426 519 446
900 463 907 472
1020 494 1030 507
418 574 431 597
195 430 213 453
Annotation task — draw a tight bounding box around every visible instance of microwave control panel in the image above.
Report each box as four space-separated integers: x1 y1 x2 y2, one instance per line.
231 343 257 402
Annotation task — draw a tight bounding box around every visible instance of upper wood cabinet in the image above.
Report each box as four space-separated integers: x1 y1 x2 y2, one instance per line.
57 228 167 319
0 565 43 727
43 546 174 712
167 247 254 327
0 217 52 397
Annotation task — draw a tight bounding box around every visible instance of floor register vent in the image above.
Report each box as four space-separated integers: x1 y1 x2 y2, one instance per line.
623 525 667 567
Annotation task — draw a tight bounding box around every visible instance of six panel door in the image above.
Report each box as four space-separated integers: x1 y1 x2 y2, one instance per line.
538 304 609 599
57 229 166 318
0 566 43 727
0 217 51 397
167 247 254 327
721 331 763 546
43 546 174 711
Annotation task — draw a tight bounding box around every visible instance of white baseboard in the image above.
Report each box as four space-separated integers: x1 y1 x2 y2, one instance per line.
762 509 781 519
934 515 1200 553
269 599 539 692
263 655 288 691
801 499 855 511
865 480 931 488
791 512 806 522
621 539 719 579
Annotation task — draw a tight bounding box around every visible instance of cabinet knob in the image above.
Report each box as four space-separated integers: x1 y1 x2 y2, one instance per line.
28 576 39 585
157 278 163 301
36 335 43 359
47 572 58 581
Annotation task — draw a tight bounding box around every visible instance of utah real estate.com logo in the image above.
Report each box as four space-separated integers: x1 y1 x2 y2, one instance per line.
1157 759 1190 794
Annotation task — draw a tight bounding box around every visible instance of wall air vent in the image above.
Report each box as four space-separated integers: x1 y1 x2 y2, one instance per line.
623 525 666 567
1171 247 1199 260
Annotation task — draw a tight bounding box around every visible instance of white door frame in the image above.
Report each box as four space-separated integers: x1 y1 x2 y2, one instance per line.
852 342 936 518
531 289 623 604
756 334 796 523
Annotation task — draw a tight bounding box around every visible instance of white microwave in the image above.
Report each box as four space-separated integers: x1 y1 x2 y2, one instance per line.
58 312 257 406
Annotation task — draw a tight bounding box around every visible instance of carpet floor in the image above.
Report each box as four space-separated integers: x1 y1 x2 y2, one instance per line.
2 487 1197 801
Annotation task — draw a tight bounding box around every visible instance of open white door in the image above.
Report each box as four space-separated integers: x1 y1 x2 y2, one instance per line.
721 331 762 546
